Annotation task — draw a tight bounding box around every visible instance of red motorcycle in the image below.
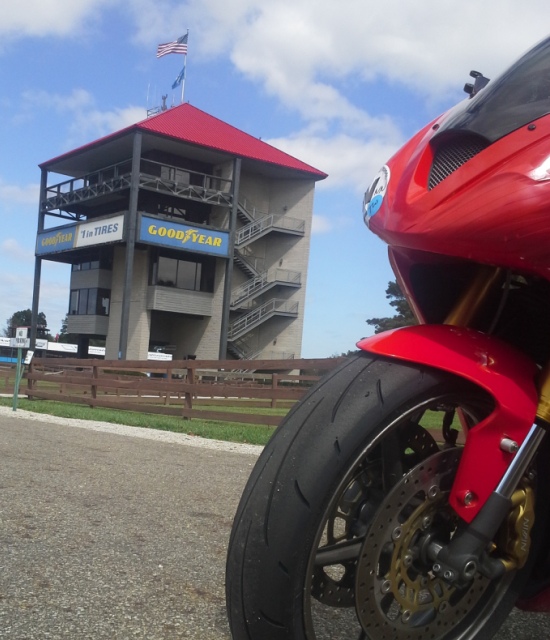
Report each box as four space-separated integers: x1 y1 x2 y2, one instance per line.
226 35 550 639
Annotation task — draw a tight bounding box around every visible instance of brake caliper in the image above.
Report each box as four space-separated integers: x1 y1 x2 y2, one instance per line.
495 479 535 571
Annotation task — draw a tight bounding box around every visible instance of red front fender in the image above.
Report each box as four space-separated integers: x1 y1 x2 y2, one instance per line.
357 325 539 522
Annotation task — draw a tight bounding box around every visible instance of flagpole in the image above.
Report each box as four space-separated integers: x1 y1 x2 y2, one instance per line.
181 30 189 104
158 31 188 104
181 63 185 104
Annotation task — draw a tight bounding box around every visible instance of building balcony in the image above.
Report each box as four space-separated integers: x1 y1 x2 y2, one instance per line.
67 314 110 336
147 286 214 316
42 158 234 216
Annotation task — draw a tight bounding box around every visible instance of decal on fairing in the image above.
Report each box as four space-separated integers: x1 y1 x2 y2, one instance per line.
363 165 390 225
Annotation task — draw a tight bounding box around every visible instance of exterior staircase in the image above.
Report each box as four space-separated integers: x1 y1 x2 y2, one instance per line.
236 213 305 249
233 250 261 279
231 269 301 309
227 299 299 342
228 196 303 358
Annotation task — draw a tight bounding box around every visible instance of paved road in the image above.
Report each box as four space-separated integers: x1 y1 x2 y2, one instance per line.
0 411 549 639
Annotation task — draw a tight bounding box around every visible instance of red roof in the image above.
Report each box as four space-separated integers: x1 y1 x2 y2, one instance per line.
42 103 327 179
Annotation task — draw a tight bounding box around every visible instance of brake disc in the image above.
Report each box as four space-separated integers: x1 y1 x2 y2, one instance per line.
355 448 493 639
311 422 440 608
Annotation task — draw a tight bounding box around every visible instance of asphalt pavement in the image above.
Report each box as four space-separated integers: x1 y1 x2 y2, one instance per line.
0 411 549 639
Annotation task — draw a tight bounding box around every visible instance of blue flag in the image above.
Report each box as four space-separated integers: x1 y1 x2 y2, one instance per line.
172 60 186 89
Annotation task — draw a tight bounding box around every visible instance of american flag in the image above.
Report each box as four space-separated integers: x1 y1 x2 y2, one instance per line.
157 33 188 58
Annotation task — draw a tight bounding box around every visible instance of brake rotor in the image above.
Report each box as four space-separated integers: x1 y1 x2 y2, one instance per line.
355 448 493 638
311 422 440 608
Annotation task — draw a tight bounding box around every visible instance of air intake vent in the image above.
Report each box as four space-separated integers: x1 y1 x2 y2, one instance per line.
428 135 489 190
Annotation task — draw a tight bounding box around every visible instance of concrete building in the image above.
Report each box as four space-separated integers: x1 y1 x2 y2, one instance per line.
32 104 326 360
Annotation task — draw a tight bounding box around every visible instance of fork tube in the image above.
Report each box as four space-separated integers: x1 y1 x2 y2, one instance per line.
444 266 503 327
536 361 550 423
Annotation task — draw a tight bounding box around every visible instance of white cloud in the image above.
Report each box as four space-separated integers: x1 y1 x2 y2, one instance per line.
21 89 144 148
268 131 402 194
311 215 333 235
0 180 39 206
67 105 146 146
180 0 550 101
0 239 34 263
38 265 72 334
23 89 95 113
122 0 550 195
0 267 70 335
0 0 115 41
120 0 550 120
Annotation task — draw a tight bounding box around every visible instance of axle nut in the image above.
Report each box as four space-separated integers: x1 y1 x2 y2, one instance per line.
500 438 519 454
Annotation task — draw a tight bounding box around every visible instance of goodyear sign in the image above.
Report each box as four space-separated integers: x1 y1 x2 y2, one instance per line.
139 215 229 257
36 215 124 256
36 226 76 254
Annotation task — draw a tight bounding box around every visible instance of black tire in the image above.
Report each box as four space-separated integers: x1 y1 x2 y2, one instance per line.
226 353 541 640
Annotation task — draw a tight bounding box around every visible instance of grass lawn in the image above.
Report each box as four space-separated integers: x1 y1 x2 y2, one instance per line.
0 396 459 448
0 397 277 446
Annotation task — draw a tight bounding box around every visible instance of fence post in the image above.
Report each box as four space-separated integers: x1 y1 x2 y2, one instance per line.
182 364 194 420
164 364 172 406
271 374 279 409
27 360 34 399
91 364 98 407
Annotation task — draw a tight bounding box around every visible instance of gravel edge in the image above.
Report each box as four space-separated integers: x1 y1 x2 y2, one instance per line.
0 406 264 457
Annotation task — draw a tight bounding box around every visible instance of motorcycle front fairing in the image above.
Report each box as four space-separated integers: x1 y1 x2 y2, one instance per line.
365 35 550 278
361 37 550 524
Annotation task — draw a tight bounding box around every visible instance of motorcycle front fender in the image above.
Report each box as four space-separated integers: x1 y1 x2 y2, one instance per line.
357 325 539 523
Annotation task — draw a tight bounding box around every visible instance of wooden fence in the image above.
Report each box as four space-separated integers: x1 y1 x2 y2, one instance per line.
22 357 346 427
0 365 17 394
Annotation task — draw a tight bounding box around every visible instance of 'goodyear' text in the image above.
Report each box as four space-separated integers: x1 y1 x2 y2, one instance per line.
147 224 222 247
41 231 73 247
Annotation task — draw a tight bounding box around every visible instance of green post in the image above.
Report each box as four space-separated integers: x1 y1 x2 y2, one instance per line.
12 348 22 412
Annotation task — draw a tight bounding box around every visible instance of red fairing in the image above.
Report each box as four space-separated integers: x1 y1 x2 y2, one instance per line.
368 114 550 278
357 325 539 523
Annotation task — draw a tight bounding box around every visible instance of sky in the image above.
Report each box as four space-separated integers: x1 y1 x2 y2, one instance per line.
1 1 550 357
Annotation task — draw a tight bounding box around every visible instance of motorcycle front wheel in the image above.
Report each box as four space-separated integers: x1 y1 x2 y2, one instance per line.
226 353 540 640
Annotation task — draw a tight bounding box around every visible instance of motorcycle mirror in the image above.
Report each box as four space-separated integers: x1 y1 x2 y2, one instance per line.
464 70 491 97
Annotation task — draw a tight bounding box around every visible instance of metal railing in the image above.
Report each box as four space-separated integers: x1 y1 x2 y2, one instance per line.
43 158 233 212
236 214 305 247
43 161 133 211
231 269 301 307
228 299 299 340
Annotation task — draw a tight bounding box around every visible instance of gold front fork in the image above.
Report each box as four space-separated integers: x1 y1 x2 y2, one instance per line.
443 265 550 423
444 266 503 327
537 362 550 422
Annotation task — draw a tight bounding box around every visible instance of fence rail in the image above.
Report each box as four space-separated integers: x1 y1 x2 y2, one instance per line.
22 357 345 427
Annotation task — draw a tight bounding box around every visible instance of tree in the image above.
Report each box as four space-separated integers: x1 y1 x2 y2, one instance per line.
4 309 50 338
58 313 78 343
366 280 417 334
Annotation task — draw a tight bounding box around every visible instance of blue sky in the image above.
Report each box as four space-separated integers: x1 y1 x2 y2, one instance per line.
1 1 550 357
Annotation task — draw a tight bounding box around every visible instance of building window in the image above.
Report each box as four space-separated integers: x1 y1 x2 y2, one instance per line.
152 254 211 292
72 259 100 271
71 250 113 271
69 288 110 315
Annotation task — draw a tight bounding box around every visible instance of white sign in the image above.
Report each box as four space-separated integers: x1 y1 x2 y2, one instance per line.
74 214 124 248
13 327 30 348
10 338 30 348
24 350 34 365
